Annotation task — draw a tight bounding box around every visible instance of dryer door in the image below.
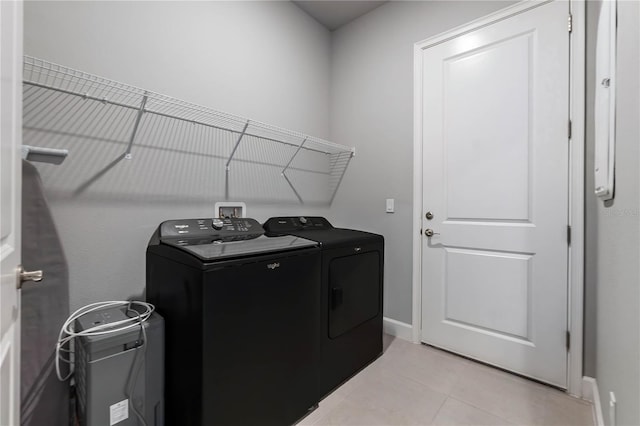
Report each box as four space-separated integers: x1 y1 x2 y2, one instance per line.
328 251 381 339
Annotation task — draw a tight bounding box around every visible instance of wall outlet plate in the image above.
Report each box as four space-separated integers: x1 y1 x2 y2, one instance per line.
214 202 246 219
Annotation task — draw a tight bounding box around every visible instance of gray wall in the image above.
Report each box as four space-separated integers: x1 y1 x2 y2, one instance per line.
328 1 514 323
586 1 640 424
24 1 334 309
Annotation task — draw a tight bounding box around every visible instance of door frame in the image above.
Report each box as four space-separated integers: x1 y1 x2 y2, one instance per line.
0 0 24 423
411 0 585 397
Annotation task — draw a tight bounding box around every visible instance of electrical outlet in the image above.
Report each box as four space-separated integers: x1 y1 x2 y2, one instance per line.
609 391 616 426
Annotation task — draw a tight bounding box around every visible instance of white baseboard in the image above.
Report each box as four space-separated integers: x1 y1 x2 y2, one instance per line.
582 376 605 426
383 317 413 341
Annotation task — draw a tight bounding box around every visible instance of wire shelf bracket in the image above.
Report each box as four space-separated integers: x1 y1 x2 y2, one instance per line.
124 92 149 160
225 120 250 171
281 137 307 175
281 137 308 203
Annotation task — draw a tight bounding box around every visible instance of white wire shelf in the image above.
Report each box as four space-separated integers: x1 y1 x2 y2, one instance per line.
22 56 355 204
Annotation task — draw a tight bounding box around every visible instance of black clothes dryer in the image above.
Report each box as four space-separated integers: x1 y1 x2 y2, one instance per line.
146 218 321 426
263 216 384 399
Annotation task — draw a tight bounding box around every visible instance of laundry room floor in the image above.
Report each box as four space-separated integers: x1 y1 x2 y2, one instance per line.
299 334 594 426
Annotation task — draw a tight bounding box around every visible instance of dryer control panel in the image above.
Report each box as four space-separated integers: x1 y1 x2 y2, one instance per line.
160 218 264 239
263 216 334 235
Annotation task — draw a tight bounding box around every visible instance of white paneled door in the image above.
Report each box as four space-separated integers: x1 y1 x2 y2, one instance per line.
1 1 23 424
420 1 569 387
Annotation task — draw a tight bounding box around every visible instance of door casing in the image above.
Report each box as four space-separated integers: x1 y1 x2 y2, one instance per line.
0 0 24 424
411 0 586 397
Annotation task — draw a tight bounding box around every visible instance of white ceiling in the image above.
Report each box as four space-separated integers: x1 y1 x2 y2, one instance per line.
292 1 387 31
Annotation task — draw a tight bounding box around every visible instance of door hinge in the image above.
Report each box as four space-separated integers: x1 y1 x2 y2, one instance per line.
568 13 573 33
567 225 571 245
568 119 572 139
566 331 571 351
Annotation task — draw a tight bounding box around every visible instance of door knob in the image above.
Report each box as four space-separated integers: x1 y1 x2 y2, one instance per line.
425 211 434 220
17 265 43 289
424 229 440 237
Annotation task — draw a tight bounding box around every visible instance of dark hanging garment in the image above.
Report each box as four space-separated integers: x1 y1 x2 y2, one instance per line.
20 160 70 426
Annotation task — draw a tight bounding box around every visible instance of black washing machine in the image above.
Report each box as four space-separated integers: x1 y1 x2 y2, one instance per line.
146 218 321 426
263 216 384 399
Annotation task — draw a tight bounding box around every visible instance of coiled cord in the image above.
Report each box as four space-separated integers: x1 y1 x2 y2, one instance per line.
55 301 154 381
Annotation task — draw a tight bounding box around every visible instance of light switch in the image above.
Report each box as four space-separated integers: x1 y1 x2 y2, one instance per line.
386 198 395 213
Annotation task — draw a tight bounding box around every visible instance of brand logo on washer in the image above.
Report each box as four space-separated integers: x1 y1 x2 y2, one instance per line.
175 224 189 229
267 262 280 270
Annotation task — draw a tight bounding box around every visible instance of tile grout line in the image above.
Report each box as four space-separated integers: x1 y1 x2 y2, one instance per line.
427 395 452 425
446 395 515 425
380 342 469 398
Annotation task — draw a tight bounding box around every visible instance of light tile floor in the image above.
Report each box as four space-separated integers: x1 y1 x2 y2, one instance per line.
299 335 594 426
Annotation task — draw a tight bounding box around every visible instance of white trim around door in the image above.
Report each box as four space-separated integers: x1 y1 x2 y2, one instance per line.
411 0 586 397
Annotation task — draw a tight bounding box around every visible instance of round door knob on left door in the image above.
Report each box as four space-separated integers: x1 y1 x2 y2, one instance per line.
18 265 43 289
424 229 440 237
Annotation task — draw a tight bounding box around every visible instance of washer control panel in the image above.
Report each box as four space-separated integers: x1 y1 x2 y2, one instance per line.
263 216 334 235
160 218 263 239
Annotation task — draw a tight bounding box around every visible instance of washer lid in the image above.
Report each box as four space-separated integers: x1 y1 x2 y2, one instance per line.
161 234 318 261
